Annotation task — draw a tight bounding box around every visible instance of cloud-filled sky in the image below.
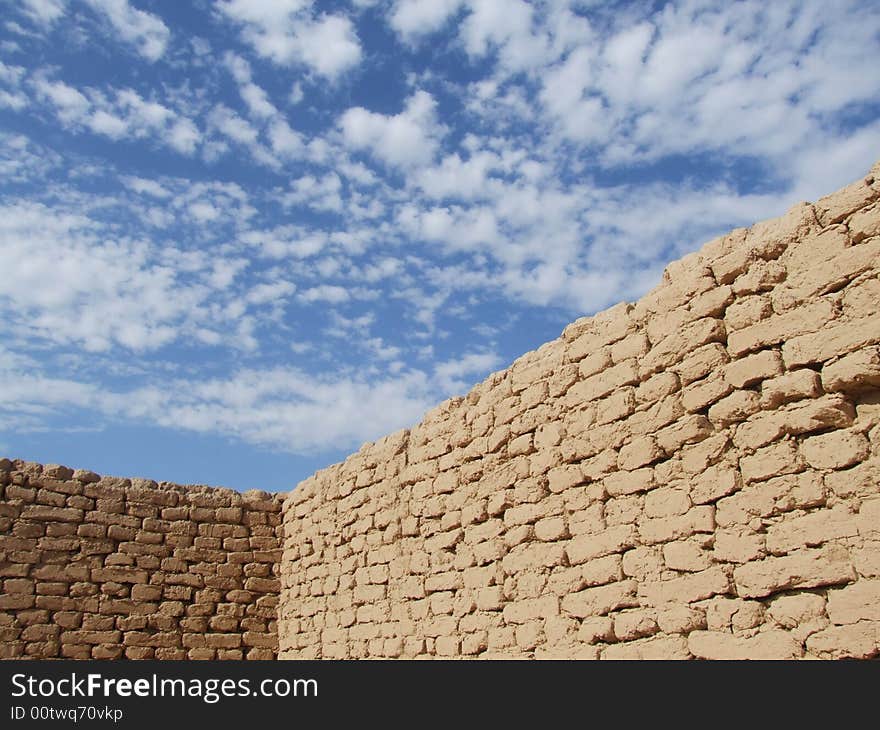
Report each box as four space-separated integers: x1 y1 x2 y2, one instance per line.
1 0 878 491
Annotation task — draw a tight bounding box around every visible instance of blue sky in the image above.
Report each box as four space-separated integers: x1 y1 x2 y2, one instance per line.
1 0 878 492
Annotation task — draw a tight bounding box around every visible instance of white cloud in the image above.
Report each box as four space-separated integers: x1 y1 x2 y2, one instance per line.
0 90 28 111
357 257 403 283
218 52 305 163
238 226 328 259
530 0 880 166
83 0 171 61
0 61 26 87
433 351 501 392
208 104 259 146
0 374 99 434
247 280 296 306
397 201 500 254
268 119 303 158
281 173 343 213
176 180 256 228
188 201 220 223
115 89 173 127
33 78 90 123
238 81 276 120
787 120 880 202
32 76 201 153
206 257 249 289
135 367 437 453
0 132 60 183
88 109 128 138
168 118 201 155
0 346 504 453
191 37 212 58
295 14 362 79
599 22 654 106
215 0 311 26
539 46 610 143
0 201 200 352
340 90 444 168
20 0 66 26
364 337 401 361
288 82 304 105
0 175 265 356
390 0 463 41
299 284 350 304
460 0 535 58
223 53 278 119
216 0 362 79
415 150 501 200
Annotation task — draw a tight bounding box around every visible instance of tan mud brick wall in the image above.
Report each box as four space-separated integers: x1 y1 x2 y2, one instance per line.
278 161 880 660
0 460 284 659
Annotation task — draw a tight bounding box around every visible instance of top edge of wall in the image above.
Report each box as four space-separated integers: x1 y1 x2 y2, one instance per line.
288 158 880 504
0 457 286 503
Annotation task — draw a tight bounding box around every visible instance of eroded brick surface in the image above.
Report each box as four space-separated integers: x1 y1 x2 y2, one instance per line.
276 162 880 660
0 462 284 660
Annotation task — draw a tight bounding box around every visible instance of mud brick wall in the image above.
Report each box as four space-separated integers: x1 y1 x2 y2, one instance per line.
0 460 284 659
278 161 880 660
